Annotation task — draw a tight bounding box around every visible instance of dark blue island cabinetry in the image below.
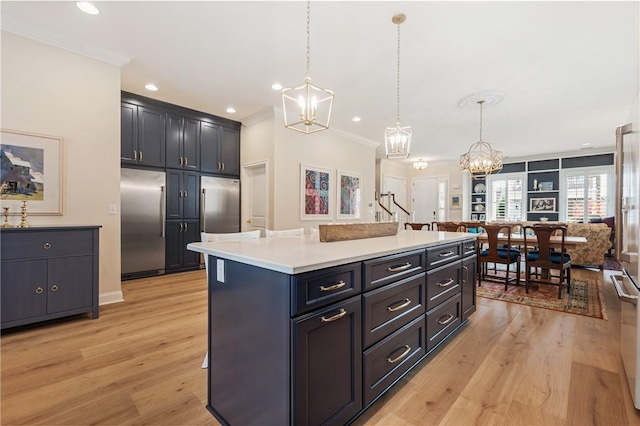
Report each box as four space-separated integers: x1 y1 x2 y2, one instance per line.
192 233 477 426
0 226 100 329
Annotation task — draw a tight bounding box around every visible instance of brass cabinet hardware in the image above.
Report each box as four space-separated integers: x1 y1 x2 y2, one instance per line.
139 151 143 161
387 345 411 364
319 281 346 292
184 157 188 166
179 157 183 165
462 265 469 283
133 150 138 160
438 251 455 257
320 308 347 323
387 298 411 312
51 285 59 292
35 287 43 294
437 278 455 287
43 242 52 249
184 223 188 232
387 263 411 272
438 313 454 325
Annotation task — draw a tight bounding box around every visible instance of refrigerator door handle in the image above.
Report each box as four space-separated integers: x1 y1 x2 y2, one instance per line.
161 185 166 238
201 188 206 231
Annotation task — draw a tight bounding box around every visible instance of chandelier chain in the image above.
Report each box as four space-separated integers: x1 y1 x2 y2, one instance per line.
396 20 401 123
305 0 311 78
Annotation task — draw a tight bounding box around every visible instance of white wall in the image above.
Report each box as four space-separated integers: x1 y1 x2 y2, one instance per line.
1 32 123 304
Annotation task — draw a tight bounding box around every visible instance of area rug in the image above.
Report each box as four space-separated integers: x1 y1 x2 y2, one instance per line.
603 257 624 271
477 277 607 320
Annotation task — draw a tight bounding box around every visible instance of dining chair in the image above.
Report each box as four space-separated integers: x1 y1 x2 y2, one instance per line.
522 225 571 298
405 222 431 231
478 224 521 291
265 228 305 238
199 229 261 368
435 222 467 232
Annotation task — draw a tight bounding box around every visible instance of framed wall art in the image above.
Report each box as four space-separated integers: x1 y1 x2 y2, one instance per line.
450 194 461 209
300 163 332 220
336 170 362 219
529 197 556 212
1 129 64 215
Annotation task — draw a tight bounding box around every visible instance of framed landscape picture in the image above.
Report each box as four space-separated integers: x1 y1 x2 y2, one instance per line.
0 129 64 215
301 164 332 220
337 170 362 219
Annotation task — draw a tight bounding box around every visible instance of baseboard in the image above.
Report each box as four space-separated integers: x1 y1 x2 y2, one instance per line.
99 290 124 305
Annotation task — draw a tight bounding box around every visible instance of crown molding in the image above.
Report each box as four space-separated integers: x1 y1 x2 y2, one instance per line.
240 106 277 127
2 14 132 68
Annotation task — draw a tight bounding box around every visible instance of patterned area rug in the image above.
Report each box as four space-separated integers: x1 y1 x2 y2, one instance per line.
477 276 607 320
603 257 624 271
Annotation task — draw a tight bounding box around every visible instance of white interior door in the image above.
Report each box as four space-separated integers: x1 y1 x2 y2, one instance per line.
381 175 407 226
412 177 439 223
243 162 267 233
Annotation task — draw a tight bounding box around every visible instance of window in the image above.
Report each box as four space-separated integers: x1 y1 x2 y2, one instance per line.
486 173 525 222
438 181 446 221
562 166 614 222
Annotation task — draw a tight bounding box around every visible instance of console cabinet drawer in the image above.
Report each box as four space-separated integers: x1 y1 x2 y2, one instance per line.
1 229 95 261
426 262 461 311
363 315 426 405
426 242 461 270
363 250 425 291
363 273 425 348
292 262 361 316
461 239 477 257
426 294 462 351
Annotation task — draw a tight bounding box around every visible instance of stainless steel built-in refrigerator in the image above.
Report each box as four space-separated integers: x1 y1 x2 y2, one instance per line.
121 168 166 277
199 176 240 266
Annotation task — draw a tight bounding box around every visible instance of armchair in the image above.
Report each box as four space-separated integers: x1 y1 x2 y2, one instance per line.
566 223 612 269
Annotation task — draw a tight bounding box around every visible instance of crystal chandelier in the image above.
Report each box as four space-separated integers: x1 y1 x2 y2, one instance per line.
413 158 429 170
282 0 333 134
385 13 411 159
459 100 503 179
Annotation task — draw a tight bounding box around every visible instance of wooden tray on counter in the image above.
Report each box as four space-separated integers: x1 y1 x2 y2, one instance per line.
319 223 399 242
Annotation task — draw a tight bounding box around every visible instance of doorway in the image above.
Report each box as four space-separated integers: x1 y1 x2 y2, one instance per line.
242 161 268 233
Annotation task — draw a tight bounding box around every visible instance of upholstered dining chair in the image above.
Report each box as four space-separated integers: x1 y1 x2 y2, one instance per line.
200 229 261 368
479 224 521 291
265 228 305 238
405 222 431 231
522 225 571 299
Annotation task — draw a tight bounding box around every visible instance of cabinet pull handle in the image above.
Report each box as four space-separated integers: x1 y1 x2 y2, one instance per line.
387 345 411 364
438 278 455 287
222 162 225 171
439 251 455 257
218 162 222 170
462 265 469 284
319 281 346 292
139 151 143 161
43 242 52 249
387 263 411 272
438 313 455 325
320 308 347 323
184 223 188 232
51 285 59 292
179 157 183 165
180 223 184 232
184 191 187 198
134 150 138 160
184 157 188 166
35 287 44 294
387 298 411 312
465 245 475 252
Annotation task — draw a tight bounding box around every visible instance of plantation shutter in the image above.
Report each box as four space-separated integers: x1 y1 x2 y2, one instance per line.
565 171 609 222
488 174 524 222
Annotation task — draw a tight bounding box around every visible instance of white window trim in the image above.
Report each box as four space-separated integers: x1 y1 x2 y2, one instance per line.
559 165 615 222
486 172 527 222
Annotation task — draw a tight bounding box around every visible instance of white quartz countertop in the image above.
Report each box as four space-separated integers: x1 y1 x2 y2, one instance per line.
187 230 475 274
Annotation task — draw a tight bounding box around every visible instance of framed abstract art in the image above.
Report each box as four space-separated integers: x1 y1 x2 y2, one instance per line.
300 164 332 220
336 170 362 219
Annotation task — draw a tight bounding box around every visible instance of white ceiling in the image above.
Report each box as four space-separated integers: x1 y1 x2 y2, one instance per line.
2 1 638 165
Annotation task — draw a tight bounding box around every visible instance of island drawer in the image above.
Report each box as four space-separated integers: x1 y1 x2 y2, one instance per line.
461 239 477 257
363 272 425 348
426 261 461 311
1 229 95 261
363 315 425 405
292 262 362 316
363 249 425 291
426 293 461 351
426 242 461 270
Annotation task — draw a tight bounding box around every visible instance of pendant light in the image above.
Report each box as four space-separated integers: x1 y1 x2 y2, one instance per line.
413 158 429 170
385 13 411 159
459 100 503 179
282 0 334 134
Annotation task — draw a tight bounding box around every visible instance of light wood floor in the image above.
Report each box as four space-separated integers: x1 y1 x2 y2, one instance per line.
2 267 639 425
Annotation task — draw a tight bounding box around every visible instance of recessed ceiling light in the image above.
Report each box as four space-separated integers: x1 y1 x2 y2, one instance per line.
145 84 158 91
271 83 283 90
352 117 361 122
226 107 236 114
76 2 99 15
582 142 591 146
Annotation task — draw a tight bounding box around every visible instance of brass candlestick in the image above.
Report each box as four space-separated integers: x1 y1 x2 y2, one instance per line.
18 201 29 228
1 207 12 228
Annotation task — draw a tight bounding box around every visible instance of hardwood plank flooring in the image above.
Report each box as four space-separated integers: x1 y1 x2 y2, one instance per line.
2 267 639 425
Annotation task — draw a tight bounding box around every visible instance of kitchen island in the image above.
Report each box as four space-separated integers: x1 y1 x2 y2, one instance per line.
187 230 477 426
